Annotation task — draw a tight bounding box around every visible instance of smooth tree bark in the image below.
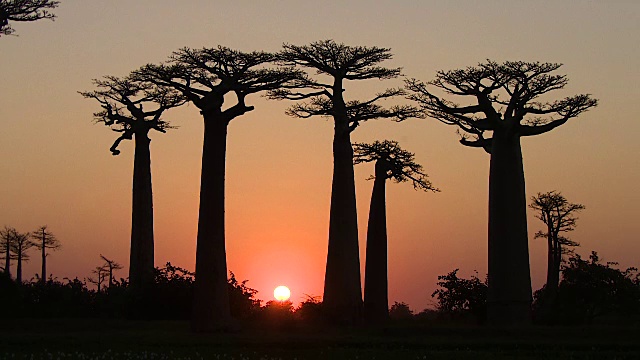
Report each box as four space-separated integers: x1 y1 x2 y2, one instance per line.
10 230 33 283
529 191 584 300
133 46 303 332
0 0 58 36
30 225 60 283
406 61 597 326
353 140 437 326
81 76 183 292
270 40 419 325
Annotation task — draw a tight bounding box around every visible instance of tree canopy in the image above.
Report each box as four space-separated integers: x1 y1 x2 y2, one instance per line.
406 61 598 152
0 0 58 36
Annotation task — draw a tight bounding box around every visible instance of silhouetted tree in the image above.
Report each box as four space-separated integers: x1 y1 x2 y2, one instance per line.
30 225 60 283
353 140 437 326
389 301 413 321
133 46 302 332
554 251 640 324
99 254 123 288
81 76 184 292
406 61 597 325
270 40 418 324
529 191 584 308
87 265 107 293
10 230 33 283
432 269 488 324
0 0 58 36
0 226 18 277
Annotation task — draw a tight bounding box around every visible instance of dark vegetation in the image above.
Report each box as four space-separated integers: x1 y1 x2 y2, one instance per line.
0 0 58 36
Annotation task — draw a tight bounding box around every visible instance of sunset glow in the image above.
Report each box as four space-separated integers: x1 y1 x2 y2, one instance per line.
274 286 291 301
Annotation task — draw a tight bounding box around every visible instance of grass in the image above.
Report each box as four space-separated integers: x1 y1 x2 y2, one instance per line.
2 318 639 359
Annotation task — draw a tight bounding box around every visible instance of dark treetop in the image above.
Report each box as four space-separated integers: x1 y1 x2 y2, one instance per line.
405 61 598 153
0 0 58 36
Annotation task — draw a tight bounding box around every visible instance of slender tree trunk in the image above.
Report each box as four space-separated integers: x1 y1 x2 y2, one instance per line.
323 111 363 325
192 112 231 332
129 132 155 291
41 231 46 283
486 130 532 326
363 164 389 326
4 244 10 278
16 247 22 284
545 232 554 290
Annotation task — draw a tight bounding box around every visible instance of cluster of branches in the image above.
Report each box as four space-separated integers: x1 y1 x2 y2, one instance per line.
86 254 122 292
0 0 58 36
353 140 438 192
405 61 598 153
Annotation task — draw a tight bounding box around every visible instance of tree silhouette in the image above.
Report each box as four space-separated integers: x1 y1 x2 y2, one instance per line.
530 191 584 311
87 265 107 292
99 254 123 288
353 140 437 326
406 61 597 325
9 230 32 283
270 40 418 324
80 76 184 292
0 0 58 36
30 225 60 283
133 46 302 332
0 226 18 277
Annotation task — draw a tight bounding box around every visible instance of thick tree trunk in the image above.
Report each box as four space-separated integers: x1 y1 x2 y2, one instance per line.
545 233 554 290
41 234 46 283
363 165 389 326
486 131 532 326
129 132 155 291
192 113 231 332
323 118 363 325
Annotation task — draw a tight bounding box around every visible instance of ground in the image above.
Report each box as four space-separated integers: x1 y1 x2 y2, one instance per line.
2 319 639 359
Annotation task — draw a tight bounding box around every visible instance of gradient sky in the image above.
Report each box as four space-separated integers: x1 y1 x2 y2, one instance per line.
1 0 638 311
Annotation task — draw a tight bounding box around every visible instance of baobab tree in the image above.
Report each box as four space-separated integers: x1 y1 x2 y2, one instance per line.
406 61 597 325
0 0 59 36
99 254 123 288
30 225 60 283
530 191 584 300
133 46 303 332
0 226 18 277
353 140 437 326
81 76 184 292
270 40 418 324
10 230 33 283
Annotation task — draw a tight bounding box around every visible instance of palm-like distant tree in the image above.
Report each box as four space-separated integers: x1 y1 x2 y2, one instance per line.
133 46 303 332
353 140 437 326
270 40 419 324
81 75 184 292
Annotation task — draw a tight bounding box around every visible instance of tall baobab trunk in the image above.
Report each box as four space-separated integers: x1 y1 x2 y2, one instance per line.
323 106 363 325
546 229 555 291
40 232 46 283
192 112 231 332
363 161 389 326
486 130 532 326
129 132 155 291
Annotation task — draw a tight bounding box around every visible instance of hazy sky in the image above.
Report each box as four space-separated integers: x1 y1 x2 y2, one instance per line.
1 0 638 310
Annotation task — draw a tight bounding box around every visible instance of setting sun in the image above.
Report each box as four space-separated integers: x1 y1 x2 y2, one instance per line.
273 285 291 301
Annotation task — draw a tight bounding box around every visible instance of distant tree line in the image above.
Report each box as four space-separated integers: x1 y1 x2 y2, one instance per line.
1 225 60 284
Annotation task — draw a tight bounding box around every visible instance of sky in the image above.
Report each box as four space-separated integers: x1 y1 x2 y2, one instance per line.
1 0 638 311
